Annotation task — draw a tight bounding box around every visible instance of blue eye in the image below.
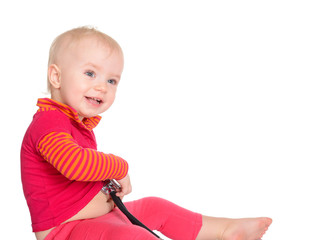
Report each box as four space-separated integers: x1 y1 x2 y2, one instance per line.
108 79 117 85
85 71 95 77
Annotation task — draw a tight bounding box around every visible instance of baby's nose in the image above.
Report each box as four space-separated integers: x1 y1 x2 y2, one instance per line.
94 82 107 92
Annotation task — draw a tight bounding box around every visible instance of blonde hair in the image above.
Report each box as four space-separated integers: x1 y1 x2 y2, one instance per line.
47 26 123 92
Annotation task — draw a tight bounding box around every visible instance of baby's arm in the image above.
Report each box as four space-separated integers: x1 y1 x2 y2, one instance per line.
38 131 128 181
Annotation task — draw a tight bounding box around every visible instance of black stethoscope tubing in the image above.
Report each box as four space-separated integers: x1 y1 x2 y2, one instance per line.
108 179 163 239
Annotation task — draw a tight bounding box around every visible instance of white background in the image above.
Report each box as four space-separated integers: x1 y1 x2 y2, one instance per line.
0 0 333 239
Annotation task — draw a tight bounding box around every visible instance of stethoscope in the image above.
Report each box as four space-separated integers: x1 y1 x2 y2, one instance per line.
103 179 164 239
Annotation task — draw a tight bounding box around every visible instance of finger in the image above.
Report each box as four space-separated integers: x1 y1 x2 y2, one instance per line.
116 191 124 198
119 187 130 196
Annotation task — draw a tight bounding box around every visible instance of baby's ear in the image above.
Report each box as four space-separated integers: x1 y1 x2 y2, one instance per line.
48 64 61 89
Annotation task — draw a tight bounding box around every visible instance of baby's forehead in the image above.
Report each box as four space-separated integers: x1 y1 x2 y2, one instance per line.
54 35 123 71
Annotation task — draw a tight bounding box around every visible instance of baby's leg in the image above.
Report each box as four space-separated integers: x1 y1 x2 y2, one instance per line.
196 216 272 240
125 197 272 240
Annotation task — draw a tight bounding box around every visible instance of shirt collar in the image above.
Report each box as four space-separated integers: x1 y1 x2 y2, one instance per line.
37 98 102 130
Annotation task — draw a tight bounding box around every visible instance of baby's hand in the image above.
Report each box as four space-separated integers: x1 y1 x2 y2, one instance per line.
116 174 132 199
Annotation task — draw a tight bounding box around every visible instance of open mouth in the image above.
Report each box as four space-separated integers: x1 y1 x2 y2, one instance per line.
85 96 103 105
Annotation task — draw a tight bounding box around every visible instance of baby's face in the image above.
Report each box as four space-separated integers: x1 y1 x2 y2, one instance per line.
52 37 124 120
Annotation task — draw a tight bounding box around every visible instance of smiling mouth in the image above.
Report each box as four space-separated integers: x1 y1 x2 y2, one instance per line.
85 97 103 105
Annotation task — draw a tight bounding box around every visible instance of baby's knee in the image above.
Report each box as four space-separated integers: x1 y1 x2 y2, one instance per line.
143 196 172 207
140 197 175 213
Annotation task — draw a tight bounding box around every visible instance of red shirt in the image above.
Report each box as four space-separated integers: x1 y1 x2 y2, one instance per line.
21 98 128 231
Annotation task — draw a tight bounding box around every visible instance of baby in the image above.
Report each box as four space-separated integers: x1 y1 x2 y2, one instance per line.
21 26 272 240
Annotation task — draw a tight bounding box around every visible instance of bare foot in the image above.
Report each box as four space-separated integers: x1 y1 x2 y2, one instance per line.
221 217 272 240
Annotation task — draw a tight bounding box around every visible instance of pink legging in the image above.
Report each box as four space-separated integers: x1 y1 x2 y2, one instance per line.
45 197 202 240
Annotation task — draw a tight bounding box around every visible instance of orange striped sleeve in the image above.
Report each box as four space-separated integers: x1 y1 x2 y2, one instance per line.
38 132 129 181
